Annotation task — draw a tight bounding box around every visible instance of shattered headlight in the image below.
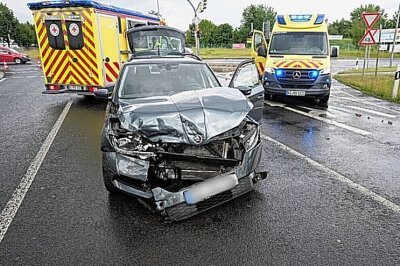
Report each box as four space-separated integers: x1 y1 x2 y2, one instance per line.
242 125 260 151
113 134 156 159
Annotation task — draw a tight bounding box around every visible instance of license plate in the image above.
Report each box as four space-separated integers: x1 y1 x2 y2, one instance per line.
68 85 84 91
286 90 306 96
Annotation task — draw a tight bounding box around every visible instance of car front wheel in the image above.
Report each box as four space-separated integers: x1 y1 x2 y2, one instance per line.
102 153 119 194
14 58 22 64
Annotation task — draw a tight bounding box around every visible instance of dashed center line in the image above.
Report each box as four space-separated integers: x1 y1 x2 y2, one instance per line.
261 134 400 215
0 99 73 245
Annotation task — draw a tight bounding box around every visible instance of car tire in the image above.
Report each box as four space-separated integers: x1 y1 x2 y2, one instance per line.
102 153 119 194
265 92 274 100
14 58 22 64
319 94 330 104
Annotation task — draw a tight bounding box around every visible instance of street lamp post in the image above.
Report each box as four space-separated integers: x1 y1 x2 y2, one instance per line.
390 2 400 67
186 0 200 56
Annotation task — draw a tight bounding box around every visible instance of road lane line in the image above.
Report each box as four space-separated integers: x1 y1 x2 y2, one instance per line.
284 106 371 136
0 78 6 83
347 106 397 119
0 99 73 244
265 100 371 136
261 134 400 215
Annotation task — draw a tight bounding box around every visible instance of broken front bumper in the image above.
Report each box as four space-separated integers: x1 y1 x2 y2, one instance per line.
104 141 265 220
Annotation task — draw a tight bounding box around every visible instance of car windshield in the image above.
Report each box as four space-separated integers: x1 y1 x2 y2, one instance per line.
128 28 185 57
118 63 220 99
269 32 328 55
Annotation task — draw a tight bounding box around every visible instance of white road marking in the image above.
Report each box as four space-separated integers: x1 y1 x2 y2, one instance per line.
332 95 400 115
284 106 371 135
265 100 371 136
261 134 400 215
347 105 397 119
12 76 40 79
0 78 6 83
0 99 73 244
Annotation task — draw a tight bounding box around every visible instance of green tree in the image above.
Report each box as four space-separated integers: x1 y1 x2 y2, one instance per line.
241 4 276 32
185 23 196 47
328 19 352 38
14 22 37 47
198 19 217 47
214 23 233 47
350 4 387 46
0 3 19 46
384 12 399 29
232 27 250 44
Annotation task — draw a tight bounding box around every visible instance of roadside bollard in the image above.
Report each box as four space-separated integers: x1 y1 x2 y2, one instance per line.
355 58 359 70
393 65 400 99
3 61 8 71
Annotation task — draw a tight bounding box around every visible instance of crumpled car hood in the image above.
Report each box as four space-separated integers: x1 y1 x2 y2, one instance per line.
117 87 253 144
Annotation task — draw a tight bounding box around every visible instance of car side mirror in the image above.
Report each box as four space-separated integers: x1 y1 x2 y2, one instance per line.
237 86 252 96
94 89 112 101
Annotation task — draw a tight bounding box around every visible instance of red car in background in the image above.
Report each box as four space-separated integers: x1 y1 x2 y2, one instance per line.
0 46 30 64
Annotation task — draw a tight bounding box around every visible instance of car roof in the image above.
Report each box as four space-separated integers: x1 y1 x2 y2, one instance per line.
125 56 205 66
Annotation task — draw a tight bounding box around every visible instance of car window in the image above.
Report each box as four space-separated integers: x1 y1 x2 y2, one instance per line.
231 63 259 88
118 63 220 99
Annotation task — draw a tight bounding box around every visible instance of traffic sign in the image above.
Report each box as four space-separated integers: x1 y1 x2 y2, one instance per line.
359 30 377 46
362 12 381 29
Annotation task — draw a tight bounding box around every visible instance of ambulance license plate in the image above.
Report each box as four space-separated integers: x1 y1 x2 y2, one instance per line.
286 90 306 96
68 85 84 91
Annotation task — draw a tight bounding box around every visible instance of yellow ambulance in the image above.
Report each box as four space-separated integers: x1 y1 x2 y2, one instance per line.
251 14 332 103
27 0 160 94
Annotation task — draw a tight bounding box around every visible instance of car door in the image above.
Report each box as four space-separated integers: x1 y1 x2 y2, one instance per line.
0 48 13 63
251 30 268 76
229 60 264 123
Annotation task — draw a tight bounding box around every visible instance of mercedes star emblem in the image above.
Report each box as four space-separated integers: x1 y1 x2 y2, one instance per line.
292 71 302 80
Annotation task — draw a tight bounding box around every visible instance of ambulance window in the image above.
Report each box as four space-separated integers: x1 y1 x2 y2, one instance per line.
66 20 84 50
127 20 146 29
45 20 65 50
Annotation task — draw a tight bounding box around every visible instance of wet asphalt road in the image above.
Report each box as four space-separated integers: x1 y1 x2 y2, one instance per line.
0 60 400 265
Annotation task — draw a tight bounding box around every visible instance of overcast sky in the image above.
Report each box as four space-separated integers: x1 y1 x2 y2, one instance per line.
3 0 400 30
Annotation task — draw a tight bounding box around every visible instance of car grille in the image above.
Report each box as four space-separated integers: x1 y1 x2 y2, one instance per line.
277 69 317 85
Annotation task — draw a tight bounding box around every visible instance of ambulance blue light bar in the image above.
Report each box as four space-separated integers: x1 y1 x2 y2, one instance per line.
289 15 312 22
314 14 325 24
277 15 286 25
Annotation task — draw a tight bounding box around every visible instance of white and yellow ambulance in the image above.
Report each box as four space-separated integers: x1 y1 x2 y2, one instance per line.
28 0 161 94
251 14 332 103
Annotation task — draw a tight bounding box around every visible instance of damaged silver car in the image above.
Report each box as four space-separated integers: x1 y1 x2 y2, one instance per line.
96 56 267 221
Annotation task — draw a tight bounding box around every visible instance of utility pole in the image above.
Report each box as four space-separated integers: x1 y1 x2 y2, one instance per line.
156 0 160 14
186 0 207 56
390 2 400 67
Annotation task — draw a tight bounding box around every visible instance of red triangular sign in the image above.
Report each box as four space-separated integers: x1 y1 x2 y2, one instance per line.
362 12 380 28
359 30 376 46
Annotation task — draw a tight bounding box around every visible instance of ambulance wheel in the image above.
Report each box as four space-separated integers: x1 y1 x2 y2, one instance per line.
265 92 274 100
14 58 22 64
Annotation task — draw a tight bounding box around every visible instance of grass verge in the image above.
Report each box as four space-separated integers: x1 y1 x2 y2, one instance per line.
337 67 397 74
334 74 400 103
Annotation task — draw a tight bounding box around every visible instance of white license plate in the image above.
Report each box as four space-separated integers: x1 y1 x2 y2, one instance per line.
286 90 306 96
68 85 84 91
